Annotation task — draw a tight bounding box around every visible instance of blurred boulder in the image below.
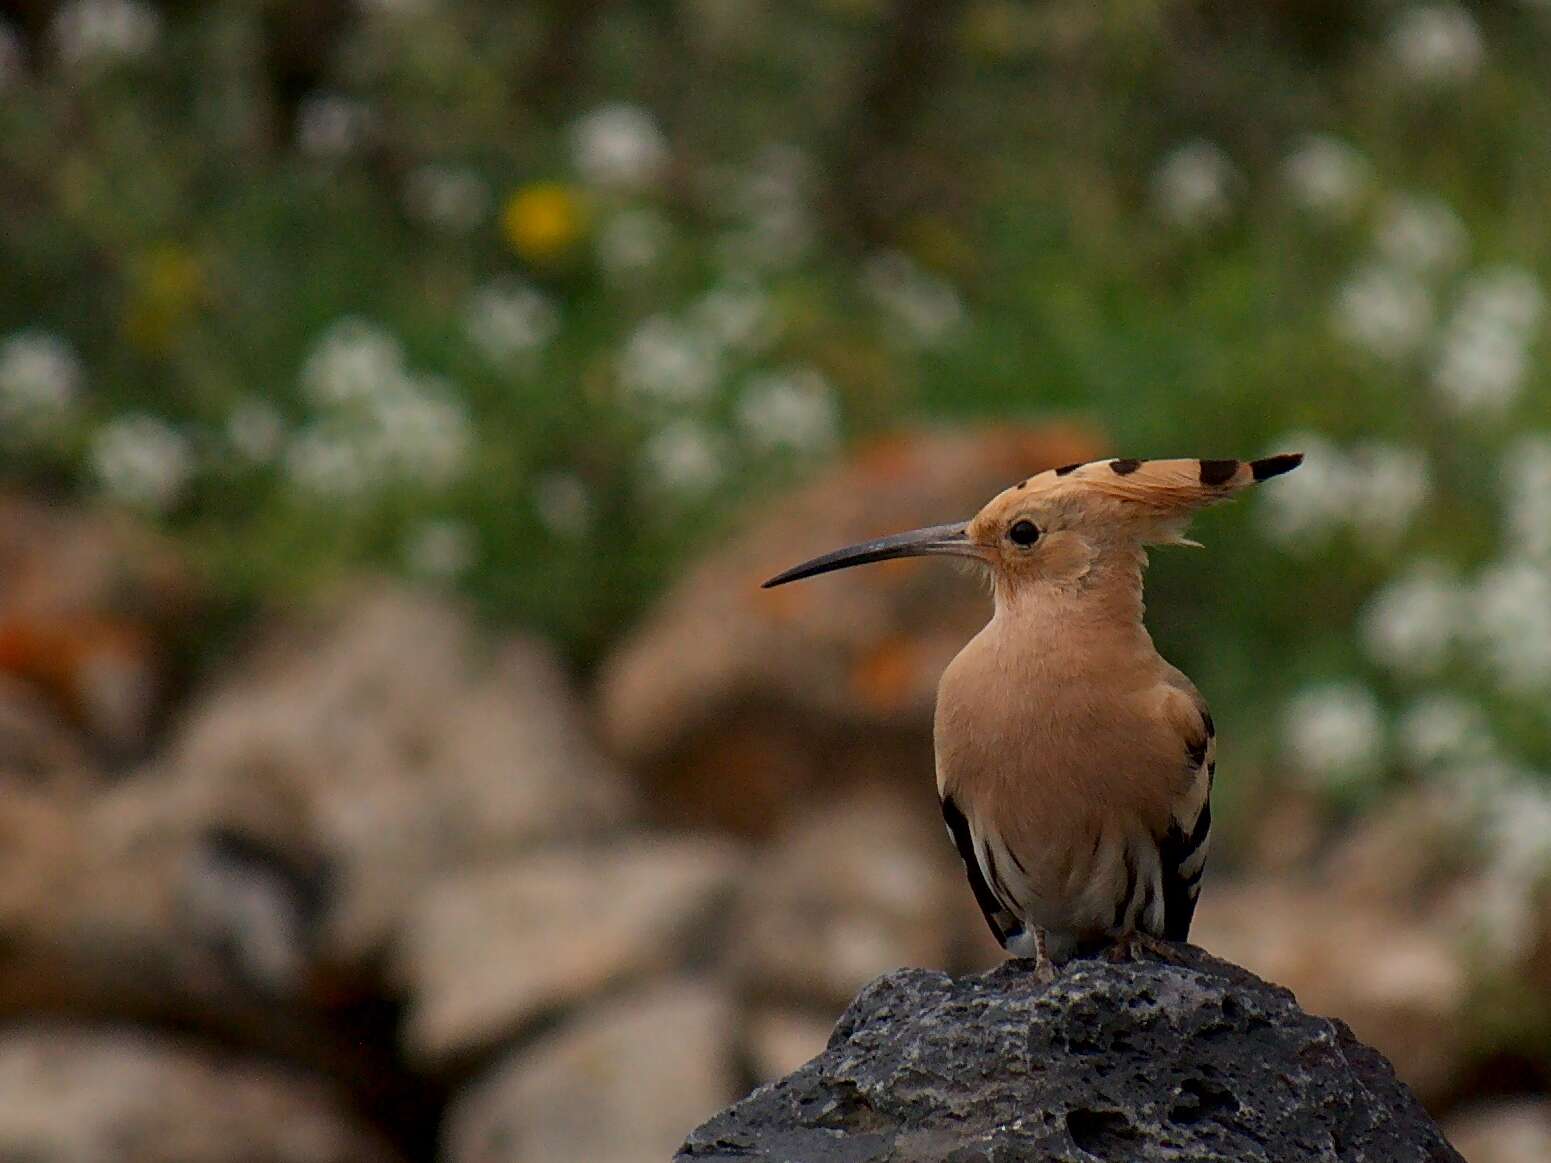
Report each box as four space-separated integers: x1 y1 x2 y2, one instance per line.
1443 1100 1551 1163
0 777 358 1073
0 581 641 1083
1192 877 1467 1106
726 787 958 1009
744 1006 834 1084
0 673 94 784
597 422 1107 835
156 582 635 967
398 835 742 1067
444 979 738 1163
0 494 201 762
1192 789 1486 1107
0 1023 399 1163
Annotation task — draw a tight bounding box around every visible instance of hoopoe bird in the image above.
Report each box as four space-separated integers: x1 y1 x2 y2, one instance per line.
763 453 1302 979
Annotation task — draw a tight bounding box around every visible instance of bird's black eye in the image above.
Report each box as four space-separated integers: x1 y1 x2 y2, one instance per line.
1008 519 1040 547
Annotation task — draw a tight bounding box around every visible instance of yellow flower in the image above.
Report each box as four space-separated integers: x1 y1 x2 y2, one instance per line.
501 182 587 264
122 243 203 355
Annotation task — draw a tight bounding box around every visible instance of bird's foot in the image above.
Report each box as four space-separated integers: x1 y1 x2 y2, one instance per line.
1132 933 1184 963
1106 933 1141 963
1031 955 1057 986
1106 932 1183 964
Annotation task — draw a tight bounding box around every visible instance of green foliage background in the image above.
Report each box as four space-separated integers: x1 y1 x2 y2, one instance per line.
3 0 1550 831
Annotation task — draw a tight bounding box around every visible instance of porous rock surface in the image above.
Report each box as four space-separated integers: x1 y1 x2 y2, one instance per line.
678 946 1463 1162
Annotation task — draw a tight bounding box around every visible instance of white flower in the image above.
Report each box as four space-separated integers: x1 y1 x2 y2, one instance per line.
403 165 489 235
1333 262 1433 359
358 0 435 17
1282 134 1370 220
1397 694 1492 771
1349 442 1431 543
1502 433 1551 560
861 252 965 348
718 144 815 270
1461 266 1547 334
736 367 840 456
571 104 669 191
534 471 593 538
402 519 476 582
1374 194 1468 273
690 282 773 352
283 425 373 498
640 420 727 498
300 318 406 409
1432 267 1544 418
295 322 473 492
1150 140 1236 231
0 330 82 434
91 414 193 511
1475 780 1551 959
1470 558 1551 694
617 316 721 408
1282 681 1386 788
1487 782 1551 881
367 377 473 487
1259 434 1351 548
739 143 813 209
296 93 373 160
464 282 559 364
226 399 285 463
597 208 671 275
52 0 159 69
1262 438 1426 550
1387 4 1484 86
1433 319 1529 418
1360 560 1461 676
0 20 24 91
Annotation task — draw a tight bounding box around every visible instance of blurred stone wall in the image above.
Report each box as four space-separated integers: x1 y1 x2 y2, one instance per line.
0 427 1547 1161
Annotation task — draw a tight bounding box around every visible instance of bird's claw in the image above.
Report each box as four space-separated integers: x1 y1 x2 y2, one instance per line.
1106 934 1140 963
1107 933 1183 964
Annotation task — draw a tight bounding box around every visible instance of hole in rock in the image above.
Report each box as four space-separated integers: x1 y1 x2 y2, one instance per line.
1065 1107 1141 1155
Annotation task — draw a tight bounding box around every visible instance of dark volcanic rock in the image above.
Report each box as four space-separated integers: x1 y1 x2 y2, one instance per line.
678 946 1462 1163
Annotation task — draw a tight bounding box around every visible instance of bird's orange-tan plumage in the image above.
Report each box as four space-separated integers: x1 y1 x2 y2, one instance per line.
764 453 1301 977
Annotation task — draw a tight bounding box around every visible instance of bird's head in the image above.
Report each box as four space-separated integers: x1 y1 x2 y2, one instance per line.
762 454 1302 593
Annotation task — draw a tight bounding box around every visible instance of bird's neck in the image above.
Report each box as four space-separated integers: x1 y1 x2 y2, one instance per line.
992 544 1152 650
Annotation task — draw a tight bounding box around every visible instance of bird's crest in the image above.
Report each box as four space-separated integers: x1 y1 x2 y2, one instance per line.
1004 454 1303 546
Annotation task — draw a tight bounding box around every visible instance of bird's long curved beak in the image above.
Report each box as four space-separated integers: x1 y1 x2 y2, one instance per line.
762 521 979 588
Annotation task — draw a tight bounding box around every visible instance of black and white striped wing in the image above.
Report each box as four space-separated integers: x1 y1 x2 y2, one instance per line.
941 793 1028 951
1157 708 1214 941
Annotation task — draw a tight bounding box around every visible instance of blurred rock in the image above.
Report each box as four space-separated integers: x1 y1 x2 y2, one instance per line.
727 787 958 1009
157 582 635 967
398 835 742 1067
1322 787 1475 908
1191 877 1468 1106
1234 784 1329 876
1443 1100 1551 1163
0 494 200 761
0 1023 399 1163
0 778 357 1070
744 1006 834 1083
598 421 1107 835
444 979 738 1163
0 581 642 1098
0 674 93 783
